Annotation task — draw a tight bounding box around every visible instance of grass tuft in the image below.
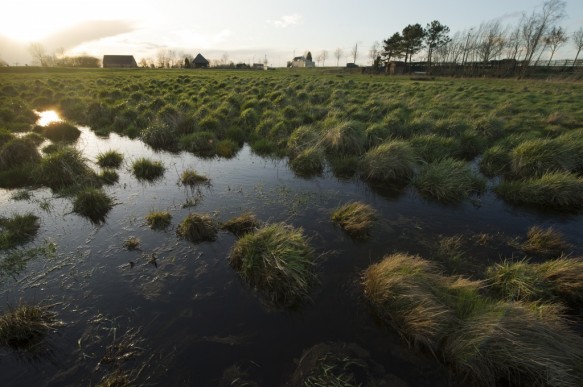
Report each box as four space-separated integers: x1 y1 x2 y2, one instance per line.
521 226 572 257
0 213 40 250
176 213 218 243
289 146 324 178
96 150 124 169
331 202 376 240
228 223 315 307
221 212 260 237
180 168 209 186
360 140 417 183
37 147 99 190
0 303 61 350
39 121 81 143
145 211 172 230
72 188 114 223
0 138 41 169
131 158 165 181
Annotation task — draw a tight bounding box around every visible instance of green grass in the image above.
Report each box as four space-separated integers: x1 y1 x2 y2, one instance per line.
0 213 40 250
0 137 41 169
96 150 124 169
360 140 417 183
414 158 485 203
510 138 579 178
145 211 172 230
72 188 114 223
180 168 209 186
38 121 81 143
322 120 366 156
0 303 61 350
176 213 218 243
331 202 376 240
131 158 165 181
228 223 315 307
495 171 583 212
289 146 324 178
221 212 260 237
37 146 99 191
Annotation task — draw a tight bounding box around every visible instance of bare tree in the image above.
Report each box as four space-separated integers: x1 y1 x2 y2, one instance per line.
156 49 168 68
334 47 343 66
520 0 566 69
506 23 525 61
545 26 568 65
319 49 328 66
139 58 149 68
573 28 583 66
350 43 358 64
368 41 380 65
476 20 506 63
29 42 48 66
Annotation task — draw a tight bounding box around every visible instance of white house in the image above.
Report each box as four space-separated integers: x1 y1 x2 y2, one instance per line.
290 56 315 68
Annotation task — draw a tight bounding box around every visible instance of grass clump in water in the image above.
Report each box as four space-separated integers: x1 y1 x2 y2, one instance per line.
0 303 61 350
322 120 366 156
486 257 583 305
96 150 124 169
521 226 572 257
289 146 324 178
360 140 417 183
39 121 81 143
180 168 209 186
228 223 316 307
37 147 99 191
131 158 165 181
145 211 172 230
177 213 218 243
510 139 577 178
414 158 485 203
99 169 119 185
221 212 260 237
495 171 583 212
72 188 114 223
0 213 40 250
331 201 376 240
123 237 140 251
0 138 41 170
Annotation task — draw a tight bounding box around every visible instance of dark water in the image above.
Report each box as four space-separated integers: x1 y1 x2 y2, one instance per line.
1 126 582 386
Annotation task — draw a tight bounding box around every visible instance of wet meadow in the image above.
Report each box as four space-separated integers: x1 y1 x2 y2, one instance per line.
1 67 583 386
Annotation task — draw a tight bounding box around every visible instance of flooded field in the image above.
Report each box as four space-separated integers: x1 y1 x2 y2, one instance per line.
1 69 583 386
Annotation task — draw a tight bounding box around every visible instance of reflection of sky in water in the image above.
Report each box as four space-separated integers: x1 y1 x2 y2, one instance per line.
0 120 582 386
35 109 62 126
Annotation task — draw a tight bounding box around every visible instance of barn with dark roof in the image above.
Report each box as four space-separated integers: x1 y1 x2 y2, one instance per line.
192 53 209 68
102 55 138 68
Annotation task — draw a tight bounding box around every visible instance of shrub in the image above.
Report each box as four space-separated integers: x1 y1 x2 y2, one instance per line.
289 146 324 178
0 213 40 250
96 150 124 169
176 213 218 243
331 202 376 240
414 158 485 203
40 121 81 143
131 158 165 181
0 303 61 350
72 188 114 223
145 211 172 230
180 169 209 186
495 172 583 212
360 141 417 183
0 138 41 169
221 212 260 237
228 223 315 307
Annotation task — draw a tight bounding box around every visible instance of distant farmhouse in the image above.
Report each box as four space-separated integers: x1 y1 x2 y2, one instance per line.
191 53 209 68
102 55 138 68
290 56 315 68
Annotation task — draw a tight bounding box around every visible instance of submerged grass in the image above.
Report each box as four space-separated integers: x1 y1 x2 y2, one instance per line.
131 158 165 181
72 188 114 223
145 211 172 230
180 168 209 186
221 212 260 237
331 202 376 240
521 226 572 257
228 223 315 307
176 213 218 243
0 303 61 350
0 213 40 250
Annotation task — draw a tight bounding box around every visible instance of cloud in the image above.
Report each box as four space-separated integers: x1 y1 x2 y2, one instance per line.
41 20 135 50
267 14 302 28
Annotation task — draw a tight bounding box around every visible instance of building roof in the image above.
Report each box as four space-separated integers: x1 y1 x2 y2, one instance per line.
102 55 137 66
193 53 209 65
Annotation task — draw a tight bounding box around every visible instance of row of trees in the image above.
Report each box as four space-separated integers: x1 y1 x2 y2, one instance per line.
377 0 583 73
28 43 100 67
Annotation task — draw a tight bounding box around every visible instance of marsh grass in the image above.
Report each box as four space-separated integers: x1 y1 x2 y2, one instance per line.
96 150 124 169
0 138 41 169
414 158 485 203
289 146 324 178
221 212 260 237
0 213 40 250
215 139 239 158
72 188 114 223
131 158 165 181
331 202 376 240
180 169 209 186
479 145 511 177
327 155 358 179
0 242 56 279
176 213 218 243
39 121 80 143
495 172 583 212
0 303 61 350
99 169 119 185
140 120 178 150
360 141 417 183
322 120 366 156
10 190 31 201
511 139 577 178
521 226 572 257
122 237 140 251
145 211 172 230
37 147 99 191
410 134 460 163
228 223 315 307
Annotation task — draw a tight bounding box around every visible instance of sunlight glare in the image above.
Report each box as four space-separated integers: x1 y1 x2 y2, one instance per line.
36 110 62 126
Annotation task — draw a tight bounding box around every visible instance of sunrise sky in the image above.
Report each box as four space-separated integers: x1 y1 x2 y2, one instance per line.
1 0 582 66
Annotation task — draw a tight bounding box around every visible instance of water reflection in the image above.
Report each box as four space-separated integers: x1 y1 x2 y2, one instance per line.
35 110 61 126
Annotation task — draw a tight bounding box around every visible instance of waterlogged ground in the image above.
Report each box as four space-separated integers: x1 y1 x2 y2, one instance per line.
1 119 583 386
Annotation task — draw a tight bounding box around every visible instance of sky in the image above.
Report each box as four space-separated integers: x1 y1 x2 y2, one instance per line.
1 0 583 67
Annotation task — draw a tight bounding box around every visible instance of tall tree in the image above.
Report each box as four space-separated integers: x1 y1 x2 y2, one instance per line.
334 47 343 67
382 32 404 64
28 42 48 66
319 50 328 66
350 43 358 64
368 41 380 65
476 20 506 63
545 26 568 65
425 20 450 69
401 24 425 64
572 28 583 66
306 51 313 61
